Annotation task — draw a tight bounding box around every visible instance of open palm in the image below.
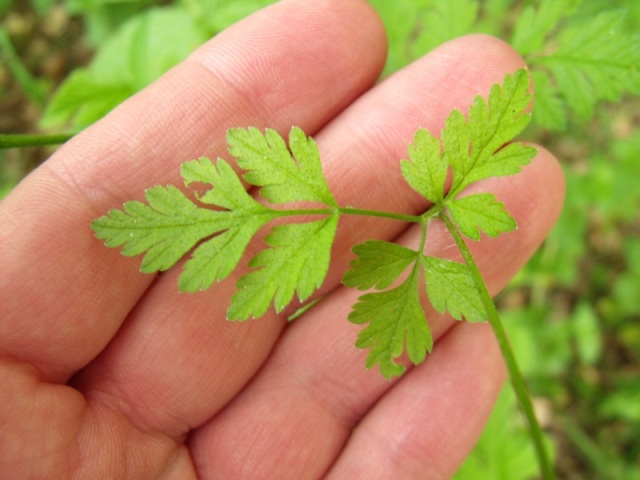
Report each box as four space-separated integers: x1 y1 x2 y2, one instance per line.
0 1 563 478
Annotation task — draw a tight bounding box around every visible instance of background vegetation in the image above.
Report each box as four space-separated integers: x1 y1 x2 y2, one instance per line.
1 0 639 478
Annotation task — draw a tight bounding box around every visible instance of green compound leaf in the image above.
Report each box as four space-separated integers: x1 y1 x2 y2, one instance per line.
446 193 516 241
348 267 432 379
91 185 241 273
228 214 339 320
401 69 536 206
92 71 534 381
347 70 534 377
93 127 340 321
511 0 580 56
92 157 278 289
343 240 418 290
423 256 486 322
401 128 448 204
513 3 640 129
448 68 535 197
227 126 337 207
536 10 640 121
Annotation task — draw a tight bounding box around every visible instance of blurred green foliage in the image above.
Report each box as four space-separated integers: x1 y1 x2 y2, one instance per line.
1 0 639 477
39 4 210 129
39 0 277 129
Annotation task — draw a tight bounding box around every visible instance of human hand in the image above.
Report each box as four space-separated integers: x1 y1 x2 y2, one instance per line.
0 1 564 478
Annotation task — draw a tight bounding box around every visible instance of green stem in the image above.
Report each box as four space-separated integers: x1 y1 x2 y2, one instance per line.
340 207 423 223
0 133 74 149
441 212 555 480
272 206 423 223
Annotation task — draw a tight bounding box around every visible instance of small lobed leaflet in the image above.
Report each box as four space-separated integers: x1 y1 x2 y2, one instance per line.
342 240 419 291
422 256 486 323
92 68 536 379
178 157 275 291
348 263 430 379
447 193 516 241
227 215 339 320
227 126 337 207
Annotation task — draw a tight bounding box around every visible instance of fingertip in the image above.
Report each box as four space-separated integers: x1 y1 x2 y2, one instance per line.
189 0 388 113
521 144 566 255
419 33 527 95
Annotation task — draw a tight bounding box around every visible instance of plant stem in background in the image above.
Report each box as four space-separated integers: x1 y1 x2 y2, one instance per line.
0 28 48 107
0 133 74 149
442 212 555 480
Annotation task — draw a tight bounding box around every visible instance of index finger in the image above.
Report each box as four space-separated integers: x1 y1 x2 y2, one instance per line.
0 0 387 382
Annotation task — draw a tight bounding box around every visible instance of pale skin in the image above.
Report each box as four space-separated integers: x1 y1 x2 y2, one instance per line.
0 0 565 478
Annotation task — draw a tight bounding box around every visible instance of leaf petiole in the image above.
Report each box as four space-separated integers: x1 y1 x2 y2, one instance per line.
441 212 555 480
262 206 424 224
340 207 423 223
0 132 74 149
